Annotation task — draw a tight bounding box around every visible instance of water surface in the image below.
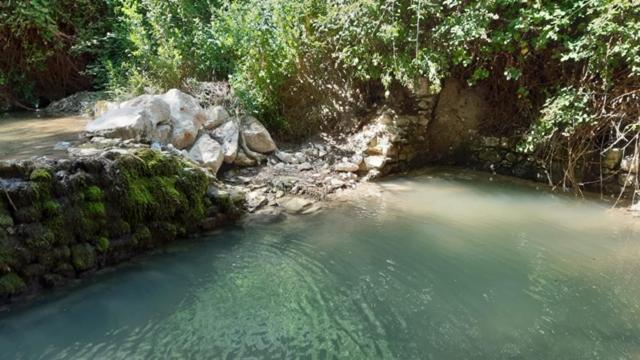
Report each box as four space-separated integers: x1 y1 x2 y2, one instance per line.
1 169 639 359
0 112 87 160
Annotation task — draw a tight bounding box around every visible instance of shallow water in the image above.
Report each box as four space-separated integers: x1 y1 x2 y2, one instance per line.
0 112 87 160
1 169 640 359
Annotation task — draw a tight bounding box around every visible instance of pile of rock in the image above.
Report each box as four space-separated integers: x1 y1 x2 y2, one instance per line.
336 112 429 178
86 89 277 174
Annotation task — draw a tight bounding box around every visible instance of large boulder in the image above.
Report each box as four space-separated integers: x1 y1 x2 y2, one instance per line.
86 95 170 142
92 100 119 117
187 134 224 174
211 120 239 164
161 89 207 149
242 116 277 153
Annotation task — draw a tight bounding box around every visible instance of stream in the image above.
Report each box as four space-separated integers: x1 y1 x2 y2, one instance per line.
1 169 640 359
0 112 87 160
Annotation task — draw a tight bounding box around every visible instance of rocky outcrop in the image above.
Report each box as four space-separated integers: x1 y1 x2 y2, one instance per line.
44 91 106 116
0 149 243 306
427 78 488 162
85 89 278 175
338 110 431 178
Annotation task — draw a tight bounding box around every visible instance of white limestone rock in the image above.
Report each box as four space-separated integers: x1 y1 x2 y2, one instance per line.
187 134 224 174
242 116 277 153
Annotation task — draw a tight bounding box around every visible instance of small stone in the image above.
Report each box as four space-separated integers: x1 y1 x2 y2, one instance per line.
279 196 314 214
235 149 257 167
298 162 313 171
364 156 387 170
275 150 297 164
246 191 268 211
334 162 359 173
602 148 622 170
621 156 638 174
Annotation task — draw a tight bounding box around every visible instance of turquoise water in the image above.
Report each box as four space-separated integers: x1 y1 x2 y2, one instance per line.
1 170 640 359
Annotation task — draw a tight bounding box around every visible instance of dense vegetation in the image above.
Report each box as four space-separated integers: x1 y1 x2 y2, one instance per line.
1 0 639 188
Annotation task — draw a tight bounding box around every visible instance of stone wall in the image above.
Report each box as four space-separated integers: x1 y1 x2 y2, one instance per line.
0 149 242 305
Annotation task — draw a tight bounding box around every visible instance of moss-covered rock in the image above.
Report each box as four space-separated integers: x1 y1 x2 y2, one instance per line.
0 273 26 297
29 168 52 183
84 185 103 202
95 237 110 253
0 150 240 306
0 204 13 228
71 243 96 271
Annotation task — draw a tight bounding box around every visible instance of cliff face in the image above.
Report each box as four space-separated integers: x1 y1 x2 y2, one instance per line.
0 148 241 306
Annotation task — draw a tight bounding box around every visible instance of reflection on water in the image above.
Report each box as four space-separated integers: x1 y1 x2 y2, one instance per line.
0 112 88 160
1 169 639 359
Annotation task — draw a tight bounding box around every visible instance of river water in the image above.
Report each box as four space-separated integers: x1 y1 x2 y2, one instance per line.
0 112 87 160
1 169 639 359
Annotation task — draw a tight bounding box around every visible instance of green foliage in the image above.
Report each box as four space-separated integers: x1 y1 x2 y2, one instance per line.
0 0 113 106
519 87 595 153
3 0 638 145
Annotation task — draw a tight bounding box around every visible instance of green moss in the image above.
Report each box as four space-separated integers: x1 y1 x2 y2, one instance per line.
71 243 96 271
29 168 52 182
108 218 131 238
0 273 26 297
41 200 61 219
85 201 106 218
45 216 73 245
132 225 151 245
84 186 104 202
96 237 110 253
24 226 55 250
113 151 210 229
0 204 13 228
135 148 181 176
0 240 13 268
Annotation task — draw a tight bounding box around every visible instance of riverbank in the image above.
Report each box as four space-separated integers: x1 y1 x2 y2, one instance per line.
0 148 244 306
1 84 639 307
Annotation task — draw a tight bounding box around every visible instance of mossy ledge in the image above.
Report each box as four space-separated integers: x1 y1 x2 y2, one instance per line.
0 148 243 307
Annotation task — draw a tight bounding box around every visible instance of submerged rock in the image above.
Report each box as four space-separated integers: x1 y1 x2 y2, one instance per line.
278 196 314 214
